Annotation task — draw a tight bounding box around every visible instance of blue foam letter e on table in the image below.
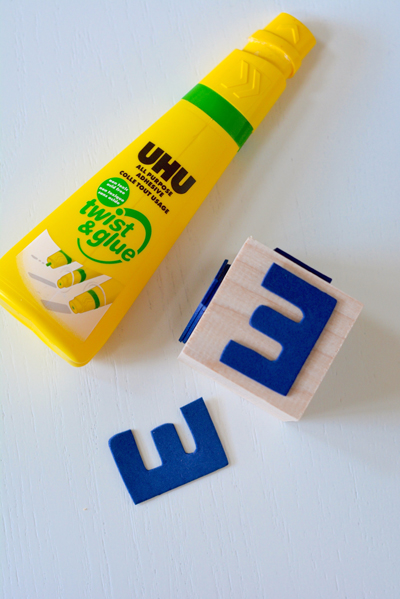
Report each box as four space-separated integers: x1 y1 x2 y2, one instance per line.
109 398 228 504
220 263 337 396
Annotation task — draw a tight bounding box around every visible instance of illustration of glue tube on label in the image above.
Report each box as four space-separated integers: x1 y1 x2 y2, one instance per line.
45 250 101 288
69 279 123 314
46 250 73 269
56 266 100 289
0 13 316 365
45 246 123 312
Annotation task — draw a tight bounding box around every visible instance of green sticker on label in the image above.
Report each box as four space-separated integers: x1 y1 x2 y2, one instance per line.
97 178 130 207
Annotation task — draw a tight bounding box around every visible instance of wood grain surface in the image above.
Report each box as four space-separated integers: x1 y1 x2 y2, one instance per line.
1 1 400 598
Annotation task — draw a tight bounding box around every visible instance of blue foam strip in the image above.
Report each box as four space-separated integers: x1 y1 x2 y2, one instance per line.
220 263 337 396
274 248 332 283
179 260 230 343
109 398 228 504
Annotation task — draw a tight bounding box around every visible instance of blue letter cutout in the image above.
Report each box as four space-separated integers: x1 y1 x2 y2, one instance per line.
220 263 337 396
109 398 228 504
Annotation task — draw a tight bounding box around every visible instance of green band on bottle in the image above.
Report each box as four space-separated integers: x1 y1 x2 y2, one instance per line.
183 83 253 149
88 288 100 309
60 250 72 264
77 268 87 282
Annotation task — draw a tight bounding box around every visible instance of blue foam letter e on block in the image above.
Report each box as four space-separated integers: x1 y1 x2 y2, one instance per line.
109 398 228 504
220 263 337 396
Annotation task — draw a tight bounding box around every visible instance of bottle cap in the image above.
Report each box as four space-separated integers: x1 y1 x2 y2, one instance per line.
244 13 316 79
198 13 316 133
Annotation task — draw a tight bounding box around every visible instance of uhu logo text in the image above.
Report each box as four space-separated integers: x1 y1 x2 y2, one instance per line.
138 142 196 194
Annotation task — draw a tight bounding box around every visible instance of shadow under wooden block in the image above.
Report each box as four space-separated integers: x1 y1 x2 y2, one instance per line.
179 238 363 421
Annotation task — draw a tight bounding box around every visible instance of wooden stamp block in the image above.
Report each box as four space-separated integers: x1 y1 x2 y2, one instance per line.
179 238 363 421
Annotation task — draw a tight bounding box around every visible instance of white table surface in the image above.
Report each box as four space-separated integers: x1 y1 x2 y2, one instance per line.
1 1 399 598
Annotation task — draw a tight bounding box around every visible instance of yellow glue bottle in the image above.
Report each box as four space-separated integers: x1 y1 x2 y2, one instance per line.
0 13 315 366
